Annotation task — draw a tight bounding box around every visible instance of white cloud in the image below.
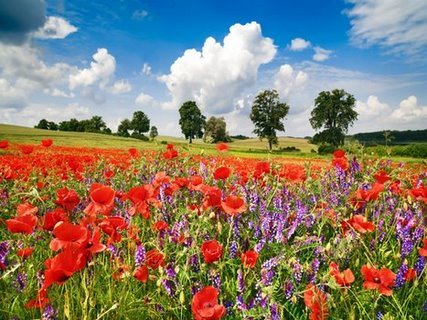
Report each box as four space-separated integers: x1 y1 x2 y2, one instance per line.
34 16 78 39
158 21 276 113
69 48 116 90
132 10 149 20
141 63 152 76
355 95 390 118
0 78 27 108
274 64 308 98
312 46 333 62
43 88 75 98
391 95 427 122
109 80 132 94
289 38 311 51
346 0 427 57
135 92 154 105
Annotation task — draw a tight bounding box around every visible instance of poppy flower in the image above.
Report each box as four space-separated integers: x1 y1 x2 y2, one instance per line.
241 250 258 268
55 187 80 211
85 228 106 255
42 208 69 231
0 140 8 148
128 148 140 157
221 195 247 216
201 240 223 264
418 239 427 257
6 213 38 234
405 268 416 281
21 145 34 154
17 247 34 259
332 157 348 171
41 139 53 147
342 215 375 234
191 286 226 320
329 262 355 287
410 185 427 204
99 216 127 243
50 221 89 251
133 265 149 283
145 249 165 269
361 265 396 296
304 284 328 320
216 143 228 152
253 161 270 178
17 202 38 216
333 149 345 158
127 185 154 219
153 220 169 232
84 183 115 216
373 170 391 184
213 166 231 180
189 175 203 191
25 289 50 309
202 186 222 208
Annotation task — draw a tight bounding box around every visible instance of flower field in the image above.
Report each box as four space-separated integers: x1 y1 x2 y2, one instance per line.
0 140 426 320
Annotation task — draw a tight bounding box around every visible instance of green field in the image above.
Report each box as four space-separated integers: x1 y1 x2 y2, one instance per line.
0 123 318 157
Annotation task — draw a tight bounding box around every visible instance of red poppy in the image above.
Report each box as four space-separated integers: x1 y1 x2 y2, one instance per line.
127 185 154 219
329 262 355 287
153 220 169 232
133 265 149 283
55 187 80 211
189 175 204 191
304 284 328 320
342 215 375 234
50 221 89 251
202 186 222 208
84 183 115 216
253 161 270 178
21 145 34 154
17 202 38 216
42 208 69 231
280 164 306 182
213 166 231 180
405 268 416 282
25 289 50 309
41 139 53 147
0 140 8 148
43 249 87 289
241 250 258 268
410 185 427 204
361 265 396 296
191 286 226 320
145 249 165 269
6 213 38 234
373 170 391 184
17 247 34 259
418 239 427 256
221 195 247 216
163 146 178 159
85 227 106 256
216 143 228 152
201 240 223 264
128 148 140 157
99 216 127 243
333 149 345 158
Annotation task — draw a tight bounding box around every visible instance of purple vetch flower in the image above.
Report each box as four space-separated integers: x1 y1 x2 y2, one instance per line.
188 254 199 272
284 280 294 299
376 311 384 320
415 256 425 276
0 241 9 269
394 263 408 289
165 263 176 279
42 305 58 320
401 239 414 259
292 260 303 284
248 191 260 213
191 283 201 296
162 279 176 296
237 269 245 293
107 244 120 258
308 258 320 283
236 294 248 311
254 238 266 253
261 269 275 286
210 269 222 291
229 241 238 259
135 244 145 266
270 303 279 320
13 271 27 292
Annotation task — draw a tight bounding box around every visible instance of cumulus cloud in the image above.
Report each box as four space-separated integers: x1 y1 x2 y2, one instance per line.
34 16 78 39
141 63 152 76
274 64 308 98
69 48 116 90
132 10 149 20
135 92 154 106
355 95 390 118
159 21 276 113
0 78 27 108
0 0 46 44
289 38 311 51
346 0 427 57
109 80 132 94
312 46 333 62
391 95 427 122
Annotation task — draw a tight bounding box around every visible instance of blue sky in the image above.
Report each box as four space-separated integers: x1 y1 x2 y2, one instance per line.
1 0 426 137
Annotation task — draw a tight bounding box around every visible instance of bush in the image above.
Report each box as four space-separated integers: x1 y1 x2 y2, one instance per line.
160 140 168 145
279 146 301 152
317 144 335 155
392 144 427 158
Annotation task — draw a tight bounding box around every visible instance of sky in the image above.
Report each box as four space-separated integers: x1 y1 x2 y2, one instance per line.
1 0 427 138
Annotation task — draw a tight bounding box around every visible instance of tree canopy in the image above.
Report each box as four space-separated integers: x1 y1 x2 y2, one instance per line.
149 126 159 140
178 101 206 143
204 116 228 143
131 111 150 135
310 89 357 147
250 89 290 150
117 119 132 137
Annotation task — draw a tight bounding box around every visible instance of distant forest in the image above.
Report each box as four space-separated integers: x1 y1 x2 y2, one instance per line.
350 129 427 146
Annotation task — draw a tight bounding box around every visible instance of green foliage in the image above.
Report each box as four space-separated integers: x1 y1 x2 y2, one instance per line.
352 129 427 146
317 144 336 155
310 89 357 147
203 116 229 143
229 135 250 140
367 143 427 159
131 111 150 135
149 126 159 140
250 89 290 150
117 119 131 137
35 119 58 131
178 101 206 143
57 116 110 134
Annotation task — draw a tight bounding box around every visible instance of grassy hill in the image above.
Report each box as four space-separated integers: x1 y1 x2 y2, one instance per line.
0 123 317 157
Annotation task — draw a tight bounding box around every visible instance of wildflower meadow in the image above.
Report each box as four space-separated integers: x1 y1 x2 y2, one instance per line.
0 140 426 319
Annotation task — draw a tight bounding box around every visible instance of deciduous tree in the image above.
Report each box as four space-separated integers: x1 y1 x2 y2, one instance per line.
178 101 206 143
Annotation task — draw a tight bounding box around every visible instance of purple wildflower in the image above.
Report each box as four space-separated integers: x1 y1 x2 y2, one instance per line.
135 244 145 267
394 263 408 289
42 305 58 320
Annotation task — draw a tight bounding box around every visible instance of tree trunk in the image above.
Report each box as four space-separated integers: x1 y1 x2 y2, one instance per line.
268 139 272 151
189 136 193 144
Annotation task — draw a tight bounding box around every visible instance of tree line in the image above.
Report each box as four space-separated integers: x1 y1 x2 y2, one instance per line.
35 88 361 150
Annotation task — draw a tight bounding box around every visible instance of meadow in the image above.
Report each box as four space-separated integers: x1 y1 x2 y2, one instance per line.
0 127 426 320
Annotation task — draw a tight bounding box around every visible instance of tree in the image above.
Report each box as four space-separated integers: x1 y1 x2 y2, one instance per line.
35 119 49 130
131 111 150 135
86 115 107 132
204 116 228 143
178 101 206 143
149 126 159 140
250 89 290 151
309 89 357 148
48 121 58 131
117 119 131 137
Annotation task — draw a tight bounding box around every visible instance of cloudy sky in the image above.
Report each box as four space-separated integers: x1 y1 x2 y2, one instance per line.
1 0 426 137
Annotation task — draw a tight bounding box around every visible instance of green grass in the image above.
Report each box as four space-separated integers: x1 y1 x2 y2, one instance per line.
0 123 318 158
